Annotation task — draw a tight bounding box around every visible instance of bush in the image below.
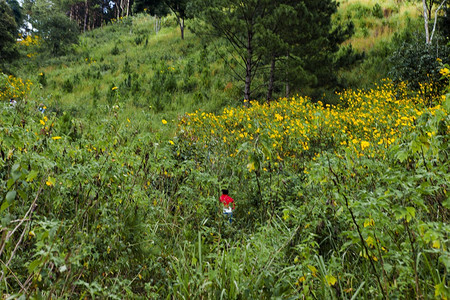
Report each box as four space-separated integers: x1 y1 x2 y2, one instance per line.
62 78 73 93
38 72 47 87
372 3 383 19
388 33 450 100
35 13 79 56
111 44 120 55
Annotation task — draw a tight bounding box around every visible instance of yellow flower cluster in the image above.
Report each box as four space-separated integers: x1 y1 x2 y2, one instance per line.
85 57 97 65
440 68 450 77
0 74 33 101
17 34 41 47
179 80 446 161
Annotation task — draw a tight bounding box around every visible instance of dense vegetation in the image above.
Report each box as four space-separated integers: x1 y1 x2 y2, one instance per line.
1 0 450 298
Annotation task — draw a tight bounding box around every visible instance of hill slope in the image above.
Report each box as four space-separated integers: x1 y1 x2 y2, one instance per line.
17 0 424 115
1 3 449 299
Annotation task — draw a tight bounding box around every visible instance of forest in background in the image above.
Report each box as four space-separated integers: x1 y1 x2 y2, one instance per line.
1 0 450 298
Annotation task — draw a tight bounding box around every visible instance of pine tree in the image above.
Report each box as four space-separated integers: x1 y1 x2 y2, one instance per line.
191 0 354 101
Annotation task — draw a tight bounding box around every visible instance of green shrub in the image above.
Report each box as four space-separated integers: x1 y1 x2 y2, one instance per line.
111 44 120 55
388 33 450 100
62 78 73 93
38 72 47 87
372 3 383 19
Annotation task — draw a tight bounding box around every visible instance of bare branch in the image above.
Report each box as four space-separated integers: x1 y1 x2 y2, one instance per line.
430 0 448 44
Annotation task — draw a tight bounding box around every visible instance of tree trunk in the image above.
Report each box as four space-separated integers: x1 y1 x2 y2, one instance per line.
423 0 430 44
126 0 130 17
430 0 448 44
100 3 104 28
285 52 290 98
155 17 160 34
285 80 289 98
267 55 275 102
83 0 88 33
244 31 253 102
180 17 184 39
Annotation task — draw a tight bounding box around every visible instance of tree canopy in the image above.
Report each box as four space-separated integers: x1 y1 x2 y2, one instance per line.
0 0 19 72
190 0 354 101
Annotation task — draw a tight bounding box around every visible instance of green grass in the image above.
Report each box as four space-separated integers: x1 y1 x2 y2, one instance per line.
337 0 421 52
333 0 424 89
16 0 425 115
19 14 240 137
2 4 449 298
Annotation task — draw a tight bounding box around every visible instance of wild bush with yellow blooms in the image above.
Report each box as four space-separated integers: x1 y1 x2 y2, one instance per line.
1 71 449 298
0 73 33 101
17 34 41 47
178 80 446 168
16 34 41 59
175 78 449 299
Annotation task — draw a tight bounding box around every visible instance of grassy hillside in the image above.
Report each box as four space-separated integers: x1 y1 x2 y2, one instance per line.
18 14 241 132
335 0 424 88
2 3 449 298
1 69 449 298
337 0 421 52
16 0 424 116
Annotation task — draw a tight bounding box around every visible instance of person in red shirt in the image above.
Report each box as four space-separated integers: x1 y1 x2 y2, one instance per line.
220 189 235 223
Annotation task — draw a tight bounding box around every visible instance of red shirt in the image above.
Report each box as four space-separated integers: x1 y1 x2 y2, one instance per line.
220 194 235 209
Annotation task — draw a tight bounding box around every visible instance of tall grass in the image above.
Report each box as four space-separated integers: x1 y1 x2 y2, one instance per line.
336 0 421 51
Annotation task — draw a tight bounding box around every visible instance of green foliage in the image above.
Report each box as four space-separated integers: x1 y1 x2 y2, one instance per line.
61 78 73 93
439 6 450 40
2 4 450 298
191 0 356 101
0 0 19 71
132 0 169 16
372 3 383 19
388 33 450 94
111 44 120 55
34 13 80 56
2 58 450 299
6 0 23 31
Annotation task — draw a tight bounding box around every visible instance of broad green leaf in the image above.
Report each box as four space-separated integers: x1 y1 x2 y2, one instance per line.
443 196 450 209
6 178 14 189
17 190 27 201
394 207 406 221
410 140 421 154
28 259 41 274
26 170 39 182
11 164 20 172
406 207 416 222
5 191 16 202
395 150 408 162
0 201 9 214
11 164 22 181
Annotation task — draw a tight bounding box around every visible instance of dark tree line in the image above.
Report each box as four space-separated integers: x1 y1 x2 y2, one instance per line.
2 0 449 98
0 0 19 71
